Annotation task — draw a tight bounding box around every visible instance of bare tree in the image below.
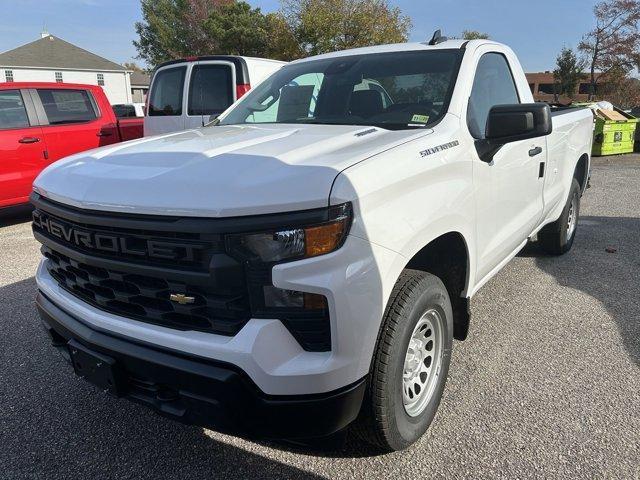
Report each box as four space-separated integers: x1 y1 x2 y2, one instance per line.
578 0 640 100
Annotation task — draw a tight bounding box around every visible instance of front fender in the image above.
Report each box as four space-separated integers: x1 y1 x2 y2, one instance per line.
330 128 477 304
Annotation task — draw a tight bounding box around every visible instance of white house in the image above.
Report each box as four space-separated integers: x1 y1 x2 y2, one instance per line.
0 32 132 104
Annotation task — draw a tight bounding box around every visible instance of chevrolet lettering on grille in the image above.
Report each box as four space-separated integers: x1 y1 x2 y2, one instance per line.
32 210 204 262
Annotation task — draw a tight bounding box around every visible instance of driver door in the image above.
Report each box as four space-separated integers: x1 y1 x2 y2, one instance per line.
471 53 545 281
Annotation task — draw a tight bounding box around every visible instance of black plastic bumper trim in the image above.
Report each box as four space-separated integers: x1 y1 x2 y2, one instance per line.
35 291 366 439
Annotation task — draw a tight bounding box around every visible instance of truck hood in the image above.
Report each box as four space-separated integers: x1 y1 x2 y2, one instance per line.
34 124 430 217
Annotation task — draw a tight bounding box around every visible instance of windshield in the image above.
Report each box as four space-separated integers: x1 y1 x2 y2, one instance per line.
219 49 462 130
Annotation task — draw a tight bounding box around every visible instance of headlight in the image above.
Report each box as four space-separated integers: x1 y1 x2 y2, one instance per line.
228 203 352 263
225 203 352 352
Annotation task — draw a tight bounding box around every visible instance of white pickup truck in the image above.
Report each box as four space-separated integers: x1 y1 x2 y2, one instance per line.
31 36 593 451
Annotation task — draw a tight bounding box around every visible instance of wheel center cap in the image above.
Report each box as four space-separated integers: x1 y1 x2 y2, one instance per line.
404 339 424 378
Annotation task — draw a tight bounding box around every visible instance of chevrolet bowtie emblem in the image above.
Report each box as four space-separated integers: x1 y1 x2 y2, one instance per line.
169 293 195 305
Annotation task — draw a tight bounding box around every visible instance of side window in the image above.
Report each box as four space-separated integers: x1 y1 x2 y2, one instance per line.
148 67 186 116
188 64 233 116
37 89 98 125
0 90 30 129
467 53 520 139
247 73 324 123
112 104 136 118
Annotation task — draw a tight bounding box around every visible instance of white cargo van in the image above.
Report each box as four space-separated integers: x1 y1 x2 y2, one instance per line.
144 55 285 136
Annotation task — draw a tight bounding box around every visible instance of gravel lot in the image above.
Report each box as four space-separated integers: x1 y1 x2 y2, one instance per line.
1 157 638 479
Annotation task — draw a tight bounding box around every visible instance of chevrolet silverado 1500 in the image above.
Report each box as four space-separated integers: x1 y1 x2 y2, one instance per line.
31 36 593 451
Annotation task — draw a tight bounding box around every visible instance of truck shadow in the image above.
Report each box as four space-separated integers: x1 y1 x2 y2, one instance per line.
521 215 640 366
0 204 33 227
0 277 344 478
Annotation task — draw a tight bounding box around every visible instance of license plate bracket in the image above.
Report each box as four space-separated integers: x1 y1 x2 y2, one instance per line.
68 339 123 396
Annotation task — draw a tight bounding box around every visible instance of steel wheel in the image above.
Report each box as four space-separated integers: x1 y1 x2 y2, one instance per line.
566 193 578 239
402 308 444 417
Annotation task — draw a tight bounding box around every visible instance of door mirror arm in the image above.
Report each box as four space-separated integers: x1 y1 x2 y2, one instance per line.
474 139 503 164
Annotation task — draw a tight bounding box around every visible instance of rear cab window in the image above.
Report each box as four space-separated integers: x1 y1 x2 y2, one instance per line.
36 89 98 125
113 104 137 118
188 64 234 116
0 89 30 129
149 66 187 116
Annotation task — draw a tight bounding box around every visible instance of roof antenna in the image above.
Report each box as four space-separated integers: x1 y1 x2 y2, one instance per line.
41 20 49 39
428 29 448 45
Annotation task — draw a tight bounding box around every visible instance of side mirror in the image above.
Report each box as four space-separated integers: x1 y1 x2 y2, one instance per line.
485 103 552 144
476 103 552 163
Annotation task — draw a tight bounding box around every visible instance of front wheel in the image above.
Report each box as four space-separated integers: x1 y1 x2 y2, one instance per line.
538 178 581 255
355 270 453 451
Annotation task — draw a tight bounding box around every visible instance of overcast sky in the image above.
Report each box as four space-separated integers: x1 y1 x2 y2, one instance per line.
0 0 601 71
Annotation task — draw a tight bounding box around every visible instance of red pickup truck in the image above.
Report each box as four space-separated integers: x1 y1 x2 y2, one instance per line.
0 82 143 208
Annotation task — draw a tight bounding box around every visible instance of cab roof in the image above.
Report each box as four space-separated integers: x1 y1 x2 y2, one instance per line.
291 39 503 64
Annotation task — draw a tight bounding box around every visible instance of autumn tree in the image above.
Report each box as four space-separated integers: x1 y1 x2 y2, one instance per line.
134 0 233 66
598 66 640 107
134 0 412 64
462 30 489 40
553 47 585 102
578 0 640 100
278 0 412 57
264 13 305 60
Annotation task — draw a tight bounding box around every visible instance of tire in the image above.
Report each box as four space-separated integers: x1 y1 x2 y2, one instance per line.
538 178 581 255
355 269 453 451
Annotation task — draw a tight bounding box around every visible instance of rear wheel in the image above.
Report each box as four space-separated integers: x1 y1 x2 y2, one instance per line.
355 269 453 451
538 178 581 255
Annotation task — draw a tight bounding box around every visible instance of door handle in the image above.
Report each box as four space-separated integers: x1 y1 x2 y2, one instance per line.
528 146 542 157
97 131 113 137
19 137 40 144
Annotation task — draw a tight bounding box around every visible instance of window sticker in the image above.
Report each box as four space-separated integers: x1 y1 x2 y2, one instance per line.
410 114 429 124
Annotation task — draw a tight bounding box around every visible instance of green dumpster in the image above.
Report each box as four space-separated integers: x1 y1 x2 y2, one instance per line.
576 103 639 156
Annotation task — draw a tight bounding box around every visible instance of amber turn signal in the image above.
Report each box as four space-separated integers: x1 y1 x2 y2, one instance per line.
304 220 348 257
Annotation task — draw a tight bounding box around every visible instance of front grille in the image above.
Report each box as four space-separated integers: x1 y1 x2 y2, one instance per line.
31 193 332 351
43 247 247 333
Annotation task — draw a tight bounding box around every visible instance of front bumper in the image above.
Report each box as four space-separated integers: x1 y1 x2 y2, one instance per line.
36 228 400 396
36 291 366 439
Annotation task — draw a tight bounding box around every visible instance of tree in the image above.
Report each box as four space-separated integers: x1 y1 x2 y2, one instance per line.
279 0 412 57
134 0 412 64
204 2 270 56
553 47 585 102
134 0 232 67
123 62 145 73
462 30 489 40
598 67 640 107
578 0 640 100
265 13 305 60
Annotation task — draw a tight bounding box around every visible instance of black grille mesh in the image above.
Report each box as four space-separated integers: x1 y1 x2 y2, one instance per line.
43 246 249 334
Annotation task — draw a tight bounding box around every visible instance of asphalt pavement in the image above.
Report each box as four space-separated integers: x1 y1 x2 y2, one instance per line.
1 156 638 479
